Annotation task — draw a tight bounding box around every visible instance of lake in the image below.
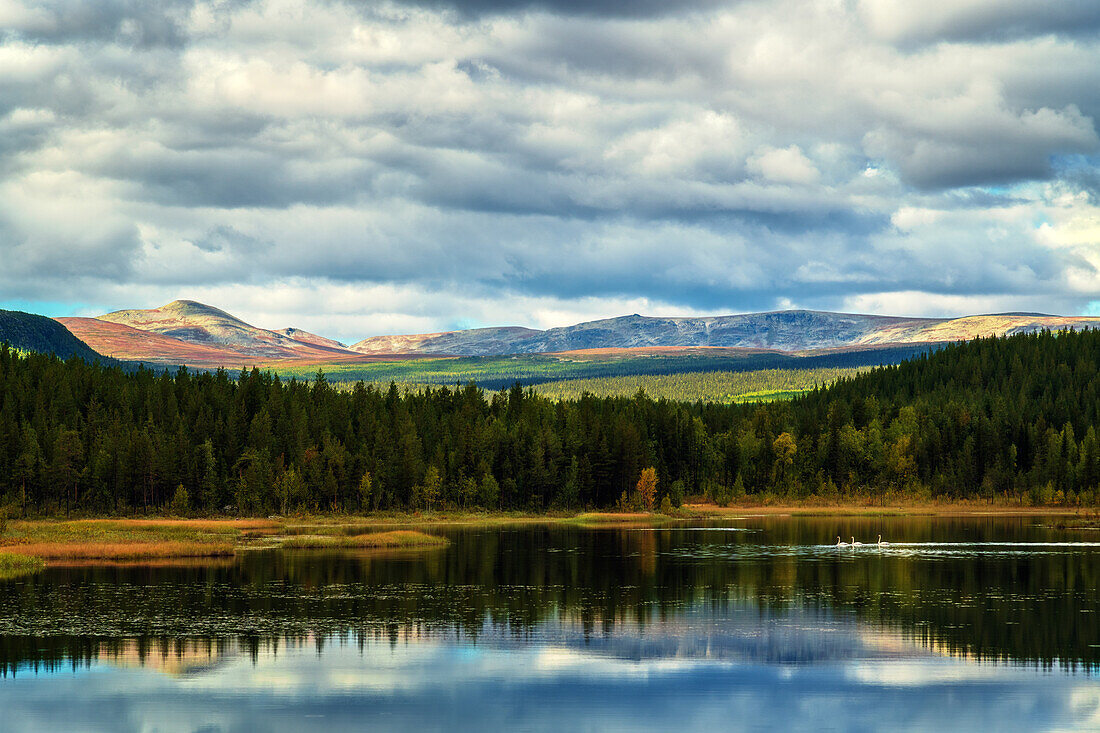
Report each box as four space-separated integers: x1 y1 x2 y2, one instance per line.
1 515 1098 732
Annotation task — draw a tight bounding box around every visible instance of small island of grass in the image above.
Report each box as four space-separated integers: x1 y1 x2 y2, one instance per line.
565 512 677 528
0 552 46 581
0 519 252 568
280 530 449 549
0 521 450 571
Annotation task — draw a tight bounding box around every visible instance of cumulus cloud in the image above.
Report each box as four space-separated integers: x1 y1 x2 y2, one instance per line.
747 146 820 185
0 0 197 47
0 0 1098 339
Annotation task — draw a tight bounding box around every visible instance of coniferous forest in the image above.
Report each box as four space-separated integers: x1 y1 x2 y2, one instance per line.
1 328 1099 515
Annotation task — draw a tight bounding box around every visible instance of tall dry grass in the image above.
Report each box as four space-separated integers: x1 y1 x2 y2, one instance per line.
2 541 235 560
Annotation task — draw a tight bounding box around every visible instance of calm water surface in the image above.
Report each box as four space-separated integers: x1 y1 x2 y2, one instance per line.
1 515 1099 732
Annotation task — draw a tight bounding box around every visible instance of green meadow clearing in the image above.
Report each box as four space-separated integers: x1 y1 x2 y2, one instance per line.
268 346 918 393
528 367 866 403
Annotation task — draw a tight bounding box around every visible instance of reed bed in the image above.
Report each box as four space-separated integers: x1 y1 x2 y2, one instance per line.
1 541 235 561
0 552 45 580
280 530 448 549
5 519 264 547
81 519 280 531
41 557 239 569
566 512 673 527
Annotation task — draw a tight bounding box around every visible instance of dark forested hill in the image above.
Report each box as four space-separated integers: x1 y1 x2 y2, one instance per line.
0 310 105 362
0 329 1098 515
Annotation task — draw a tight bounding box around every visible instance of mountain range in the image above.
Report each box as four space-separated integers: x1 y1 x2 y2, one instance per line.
47 299 1100 368
346 311 1098 355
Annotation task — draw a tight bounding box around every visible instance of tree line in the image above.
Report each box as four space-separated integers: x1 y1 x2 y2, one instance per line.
1 328 1099 515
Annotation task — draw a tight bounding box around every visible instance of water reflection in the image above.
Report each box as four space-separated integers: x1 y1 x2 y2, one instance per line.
2 630 1098 733
1 517 1099 731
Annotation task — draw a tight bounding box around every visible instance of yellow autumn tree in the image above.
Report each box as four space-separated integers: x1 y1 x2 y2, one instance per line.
636 467 658 510
772 432 797 488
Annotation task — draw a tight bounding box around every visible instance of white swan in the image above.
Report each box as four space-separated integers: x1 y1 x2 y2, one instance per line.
836 536 849 547
851 536 863 546
877 534 889 546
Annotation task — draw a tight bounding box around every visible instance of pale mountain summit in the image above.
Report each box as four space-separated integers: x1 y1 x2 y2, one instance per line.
93 300 356 360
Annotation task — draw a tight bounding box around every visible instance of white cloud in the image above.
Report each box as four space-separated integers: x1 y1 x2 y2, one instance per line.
747 146 820 185
0 0 1098 331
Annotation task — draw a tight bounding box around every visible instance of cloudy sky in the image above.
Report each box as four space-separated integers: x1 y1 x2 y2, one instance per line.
2 0 1100 341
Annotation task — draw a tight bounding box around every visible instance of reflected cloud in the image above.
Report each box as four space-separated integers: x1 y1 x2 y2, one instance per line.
1 632 1098 733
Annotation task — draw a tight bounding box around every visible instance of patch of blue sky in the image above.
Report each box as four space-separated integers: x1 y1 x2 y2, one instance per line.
1051 153 1100 173
451 318 489 331
0 299 93 317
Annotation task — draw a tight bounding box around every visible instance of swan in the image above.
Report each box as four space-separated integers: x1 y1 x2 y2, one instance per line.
851 536 863 547
836 536 849 547
877 534 889 546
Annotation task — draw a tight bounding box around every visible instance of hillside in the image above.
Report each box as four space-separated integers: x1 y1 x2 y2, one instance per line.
55 318 268 368
0 310 106 361
352 310 1100 356
276 328 347 350
350 326 541 355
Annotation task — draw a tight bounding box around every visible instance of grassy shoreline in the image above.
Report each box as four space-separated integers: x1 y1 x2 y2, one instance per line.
0 519 453 570
281 530 450 549
0 502 1092 574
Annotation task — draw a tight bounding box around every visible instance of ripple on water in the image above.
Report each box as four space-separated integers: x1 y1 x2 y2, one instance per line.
663 541 1100 561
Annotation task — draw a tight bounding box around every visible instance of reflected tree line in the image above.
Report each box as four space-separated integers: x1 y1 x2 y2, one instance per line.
1 521 1097 675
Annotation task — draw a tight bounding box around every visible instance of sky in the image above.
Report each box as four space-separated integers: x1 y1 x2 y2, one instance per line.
1 0 1100 342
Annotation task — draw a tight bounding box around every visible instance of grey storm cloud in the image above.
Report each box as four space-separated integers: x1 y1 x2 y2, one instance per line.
860 0 1100 45
2 0 197 47
95 144 383 208
0 0 1099 336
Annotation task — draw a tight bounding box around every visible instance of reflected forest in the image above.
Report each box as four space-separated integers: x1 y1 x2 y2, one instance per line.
1 518 1097 676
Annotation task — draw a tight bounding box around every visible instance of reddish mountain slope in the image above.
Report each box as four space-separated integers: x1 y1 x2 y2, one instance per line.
57 318 261 367
95 300 355 360
276 328 347 350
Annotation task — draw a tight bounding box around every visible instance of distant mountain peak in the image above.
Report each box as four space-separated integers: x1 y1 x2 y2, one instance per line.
162 299 235 315
86 299 356 363
110 299 249 326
